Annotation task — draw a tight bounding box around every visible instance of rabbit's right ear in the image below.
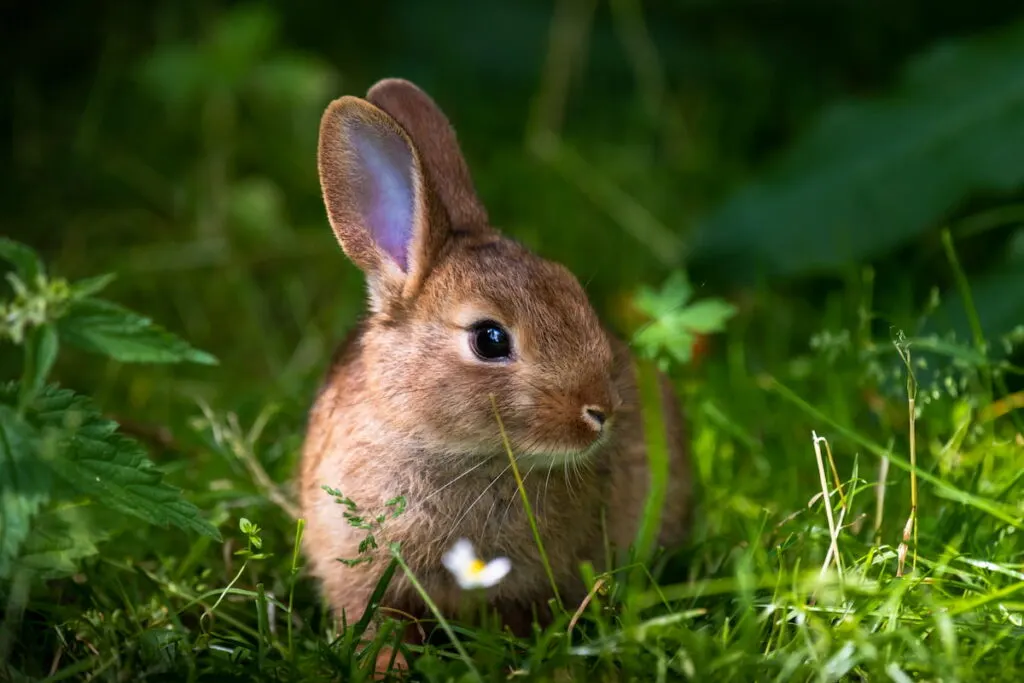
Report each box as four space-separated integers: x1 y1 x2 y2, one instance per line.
366 79 488 229
317 97 441 310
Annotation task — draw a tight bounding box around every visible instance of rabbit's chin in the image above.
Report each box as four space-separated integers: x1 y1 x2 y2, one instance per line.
514 428 612 469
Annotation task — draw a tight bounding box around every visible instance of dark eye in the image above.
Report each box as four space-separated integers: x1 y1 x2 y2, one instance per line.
470 321 512 361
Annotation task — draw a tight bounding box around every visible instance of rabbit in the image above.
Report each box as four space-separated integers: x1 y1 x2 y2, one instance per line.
298 77 693 674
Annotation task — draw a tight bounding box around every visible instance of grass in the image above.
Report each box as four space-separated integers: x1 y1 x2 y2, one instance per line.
3 4 1024 679
3 244 1023 682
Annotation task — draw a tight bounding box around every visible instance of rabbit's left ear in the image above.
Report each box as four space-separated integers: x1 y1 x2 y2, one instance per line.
317 96 447 309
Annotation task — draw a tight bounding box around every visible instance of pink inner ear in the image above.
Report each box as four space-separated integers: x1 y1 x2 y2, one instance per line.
350 120 415 271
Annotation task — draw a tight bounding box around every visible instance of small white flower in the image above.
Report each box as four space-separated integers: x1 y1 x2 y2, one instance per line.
442 538 511 589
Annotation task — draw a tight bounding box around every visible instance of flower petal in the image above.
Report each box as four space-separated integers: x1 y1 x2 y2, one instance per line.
442 538 476 573
477 557 511 587
454 574 483 590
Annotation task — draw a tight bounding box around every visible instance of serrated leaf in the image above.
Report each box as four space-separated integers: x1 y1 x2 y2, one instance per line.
0 404 52 579
12 505 110 579
57 297 218 365
690 20 1024 277
2 383 221 542
0 238 45 283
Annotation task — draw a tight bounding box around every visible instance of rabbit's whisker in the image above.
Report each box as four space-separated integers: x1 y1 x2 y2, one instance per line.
481 494 502 534
419 457 491 504
441 463 512 546
542 465 554 516
562 460 576 501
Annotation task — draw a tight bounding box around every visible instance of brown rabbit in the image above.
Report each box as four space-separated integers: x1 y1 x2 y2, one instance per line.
299 78 693 673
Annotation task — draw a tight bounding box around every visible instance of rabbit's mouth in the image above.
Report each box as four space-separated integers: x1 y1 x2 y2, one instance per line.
514 426 612 468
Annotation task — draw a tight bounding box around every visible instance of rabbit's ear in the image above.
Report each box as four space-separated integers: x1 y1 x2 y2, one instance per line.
318 96 441 308
367 79 488 230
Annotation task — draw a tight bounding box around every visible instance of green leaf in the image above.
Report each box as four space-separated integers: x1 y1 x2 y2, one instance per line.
690 20 1024 276
634 324 696 367
634 271 693 319
69 273 117 299
0 405 52 579
57 297 218 365
0 238 45 283
673 299 738 334
12 505 110 579
631 271 736 369
18 323 59 410
3 383 221 542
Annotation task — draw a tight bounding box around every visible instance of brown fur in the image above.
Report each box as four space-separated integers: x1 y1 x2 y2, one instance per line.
299 78 693 671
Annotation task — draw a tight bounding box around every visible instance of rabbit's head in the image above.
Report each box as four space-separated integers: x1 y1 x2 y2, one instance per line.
318 79 620 465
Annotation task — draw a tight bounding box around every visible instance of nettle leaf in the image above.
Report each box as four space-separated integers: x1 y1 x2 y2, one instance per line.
69 273 117 299
0 237 45 283
58 298 218 365
0 404 52 579
689 20 1024 277
2 383 221 542
13 505 111 579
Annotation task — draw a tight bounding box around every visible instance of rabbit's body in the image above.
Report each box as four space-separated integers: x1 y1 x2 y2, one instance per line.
298 78 693 663
301 321 690 629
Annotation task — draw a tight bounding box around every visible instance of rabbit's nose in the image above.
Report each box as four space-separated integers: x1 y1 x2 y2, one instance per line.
581 405 608 433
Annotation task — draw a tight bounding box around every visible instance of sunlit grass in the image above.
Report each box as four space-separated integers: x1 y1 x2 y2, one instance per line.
4 248 1023 683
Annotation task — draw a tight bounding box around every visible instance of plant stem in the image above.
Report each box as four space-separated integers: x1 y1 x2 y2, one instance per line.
633 360 670 565
255 583 269 667
288 517 306 659
811 432 844 583
940 229 994 404
767 376 1019 528
489 394 563 609
389 546 481 681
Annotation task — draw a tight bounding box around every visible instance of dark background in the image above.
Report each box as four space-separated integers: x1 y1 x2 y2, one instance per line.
4 0 1024 442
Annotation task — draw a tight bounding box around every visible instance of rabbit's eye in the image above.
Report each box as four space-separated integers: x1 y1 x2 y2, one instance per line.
470 321 512 361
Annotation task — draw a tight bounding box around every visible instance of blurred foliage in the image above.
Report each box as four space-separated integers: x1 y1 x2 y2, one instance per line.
3 0 1024 679
0 240 218 584
689 18 1024 347
5 1 1024 421
3 2 1022 372
691 19 1024 276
